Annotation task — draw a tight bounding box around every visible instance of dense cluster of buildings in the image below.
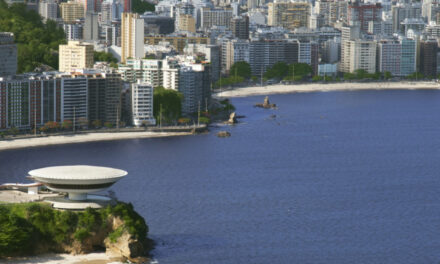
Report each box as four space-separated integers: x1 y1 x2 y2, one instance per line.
2 0 440 131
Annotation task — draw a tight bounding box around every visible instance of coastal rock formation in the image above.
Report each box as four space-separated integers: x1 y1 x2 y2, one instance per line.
104 216 150 262
0 202 153 263
255 96 276 109
227 112 238 124
217 131 231 137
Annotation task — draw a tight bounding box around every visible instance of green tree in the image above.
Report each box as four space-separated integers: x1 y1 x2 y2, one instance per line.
61 120 72 130
284 63 312 81
91 120 102 128
104 122 113 128
229 61 251 79
94 51 117 63
131 0 155 14
312 75 323 81
153 86 183 124
384 71 392 80
264 61 289 80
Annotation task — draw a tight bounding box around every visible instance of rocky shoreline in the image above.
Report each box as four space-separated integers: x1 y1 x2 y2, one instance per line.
0 202 153 263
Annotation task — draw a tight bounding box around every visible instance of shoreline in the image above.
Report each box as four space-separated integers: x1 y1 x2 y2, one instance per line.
215 81 440 98
0 131 192 152
2 252 123 264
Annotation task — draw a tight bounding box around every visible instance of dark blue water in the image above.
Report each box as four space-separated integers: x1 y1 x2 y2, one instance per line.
1 90 440 264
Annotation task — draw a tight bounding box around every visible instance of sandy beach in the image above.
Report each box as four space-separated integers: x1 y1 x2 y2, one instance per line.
2 252 124 264
215 81 440 97
0 131 192 151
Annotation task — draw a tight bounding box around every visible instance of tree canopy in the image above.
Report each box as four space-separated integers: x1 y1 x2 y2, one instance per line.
230 61 252 79
132 0 155 14
94 51 117 63
264 62 289 80
0 0 66 73
153 86 183 124
343 69 380 80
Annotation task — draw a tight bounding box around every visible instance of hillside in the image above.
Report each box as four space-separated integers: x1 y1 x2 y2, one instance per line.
0 0 66 73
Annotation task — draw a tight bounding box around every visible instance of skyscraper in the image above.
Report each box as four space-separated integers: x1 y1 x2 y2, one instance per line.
38 0 58 22
121 13 145 64
60 1 85 23
0 32 17 77
84 12 99 42
268 2 311 30
231 16 249 40
132 81 155 127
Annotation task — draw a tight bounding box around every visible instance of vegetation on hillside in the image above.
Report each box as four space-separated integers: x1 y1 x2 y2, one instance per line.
0 0 66 73
153 86 183 124
132 0 155 14
0 202 150 257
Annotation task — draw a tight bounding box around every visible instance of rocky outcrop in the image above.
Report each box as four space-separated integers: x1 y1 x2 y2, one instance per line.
226 112 238 124
217 131 231 137
255 96 276 109
104 217 150 263
0 202 153 263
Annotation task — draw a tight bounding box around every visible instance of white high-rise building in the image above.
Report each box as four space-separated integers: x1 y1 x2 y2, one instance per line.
39 0 58 22
132 81 155 127
121 12 144 64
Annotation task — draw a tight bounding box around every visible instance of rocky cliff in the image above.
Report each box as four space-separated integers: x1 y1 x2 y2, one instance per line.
0 202 153 263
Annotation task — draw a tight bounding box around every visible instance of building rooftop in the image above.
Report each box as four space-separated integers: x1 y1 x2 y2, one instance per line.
29 165 127 181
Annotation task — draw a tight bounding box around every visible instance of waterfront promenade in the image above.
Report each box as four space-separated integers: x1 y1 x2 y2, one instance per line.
215 81 440 97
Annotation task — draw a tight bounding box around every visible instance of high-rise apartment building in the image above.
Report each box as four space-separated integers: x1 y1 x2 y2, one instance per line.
223 39 249 73
231 16 249 40
63 22 84 41
121 12 144 64
342 40 377 73
420 39 438 77
184 44 220 82
132 81 155 126
0 32 17 77
298 41 319 75
400 38 417 76
340 25 360 73
60 1 85 23
84 12 99 42
378 40 401 76
178 14 196 33
59 74 88 125
39 0 58 22
377 37 417 77
59 41 94 72
268 2 311 30
249 40 299 75
87 71 122 125
347 2 382 32
179 63 211 114
201 7 233 30
391 3 422 33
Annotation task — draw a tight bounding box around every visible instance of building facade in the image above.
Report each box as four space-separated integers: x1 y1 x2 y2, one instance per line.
0 32 17 77
121 12 144 63
59 41 94 72
132 81 155 126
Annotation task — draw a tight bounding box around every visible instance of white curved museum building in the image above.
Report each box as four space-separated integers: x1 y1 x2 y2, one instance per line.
28 165 127 201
